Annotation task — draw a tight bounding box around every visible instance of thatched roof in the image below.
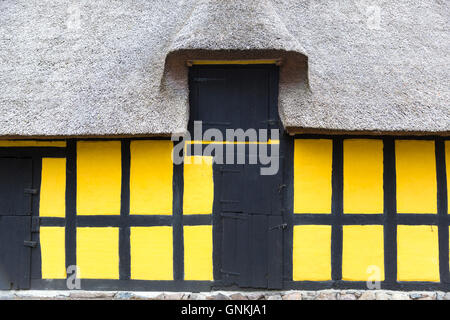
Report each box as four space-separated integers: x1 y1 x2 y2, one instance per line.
0 0 448 137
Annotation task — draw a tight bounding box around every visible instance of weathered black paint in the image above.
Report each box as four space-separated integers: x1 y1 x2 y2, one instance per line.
0 158 32 216
436 138 449 284
0 216 32 289
65 140 77 279
119 139 131 280
31 156 43 280
383 137 397 284
172 147 184 281
0 116 448 292
189 65 285 289
0 158 33 289
331 138 343 281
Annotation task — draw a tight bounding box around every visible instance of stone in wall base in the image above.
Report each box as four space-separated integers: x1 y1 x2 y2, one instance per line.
1 290 450 300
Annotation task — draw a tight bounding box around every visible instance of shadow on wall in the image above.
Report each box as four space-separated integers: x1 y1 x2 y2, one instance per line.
160 49 310 134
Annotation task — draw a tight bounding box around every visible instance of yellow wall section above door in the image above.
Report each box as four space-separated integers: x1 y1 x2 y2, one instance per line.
342 225 384 281
188 59 281 65
130 227 173 280
183 156 214 215
130 140 173 215
76 227 119 279
395 140 437 214
397 225 439 282
40 227 66 279
343 139 383 214
0 140 66 147
40 158 66 217
446 141 450 214
77 141 122 215
293 225 331 281
294 139 333 214
184 225 213 280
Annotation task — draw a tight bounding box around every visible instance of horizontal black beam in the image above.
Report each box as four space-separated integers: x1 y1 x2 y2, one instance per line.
293 214 444 226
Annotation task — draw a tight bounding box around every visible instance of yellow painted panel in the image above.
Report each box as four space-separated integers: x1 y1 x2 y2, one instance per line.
183 156 214 215
446 141 450 214
76 227 119 279
40 158 66 218
294 139 332 213
130 227 173 280
184 225 213 280
397 225 439 282
130 140 173 215
293 225 331 281
342 225 384 281
40 227 66 279
343 139 383 214
395 140 437 214
0 140 66 147
77 141 121 215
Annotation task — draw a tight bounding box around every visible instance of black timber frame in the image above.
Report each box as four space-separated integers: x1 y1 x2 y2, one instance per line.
283 134 450 292
0 135 448 291
25 138 214 291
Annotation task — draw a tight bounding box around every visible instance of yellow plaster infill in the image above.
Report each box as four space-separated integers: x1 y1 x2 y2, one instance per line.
185 140 280 145
129 140 173 215
293 225 332 281
184 225 213 281
76 227 119 279
76 141 122 215
0 140 66 147
183 156 214 215
40 227 66 279
293 139 333 214
40 158 66 218
342 225 384 281
395 140 437 214
397 225 440 282
130 226 173 280
343 139 383 214
187 59 281 66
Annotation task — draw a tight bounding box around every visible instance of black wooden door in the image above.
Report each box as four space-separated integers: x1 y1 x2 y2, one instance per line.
189 65 285 289
0 158 33 289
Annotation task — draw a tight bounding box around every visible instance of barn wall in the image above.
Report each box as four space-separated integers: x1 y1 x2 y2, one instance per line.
0 137 448 291
290 137 447 286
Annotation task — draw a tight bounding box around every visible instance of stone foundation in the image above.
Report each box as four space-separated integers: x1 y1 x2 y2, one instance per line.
1 290 449 300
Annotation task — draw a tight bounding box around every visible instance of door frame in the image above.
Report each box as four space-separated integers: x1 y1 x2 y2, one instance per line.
188 63 290 289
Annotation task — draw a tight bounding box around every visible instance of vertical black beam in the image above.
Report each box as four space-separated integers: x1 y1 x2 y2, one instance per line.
436 138 449 283
383 137 397 284
212 164 222 283
31 156 42 279
172 141 184 281
119 139 131 280
331 138 343 281
283 135 294 283
65 140 77 274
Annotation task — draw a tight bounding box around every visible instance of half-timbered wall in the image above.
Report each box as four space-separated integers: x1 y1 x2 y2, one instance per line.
0 137 448 291
288 136 449 290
